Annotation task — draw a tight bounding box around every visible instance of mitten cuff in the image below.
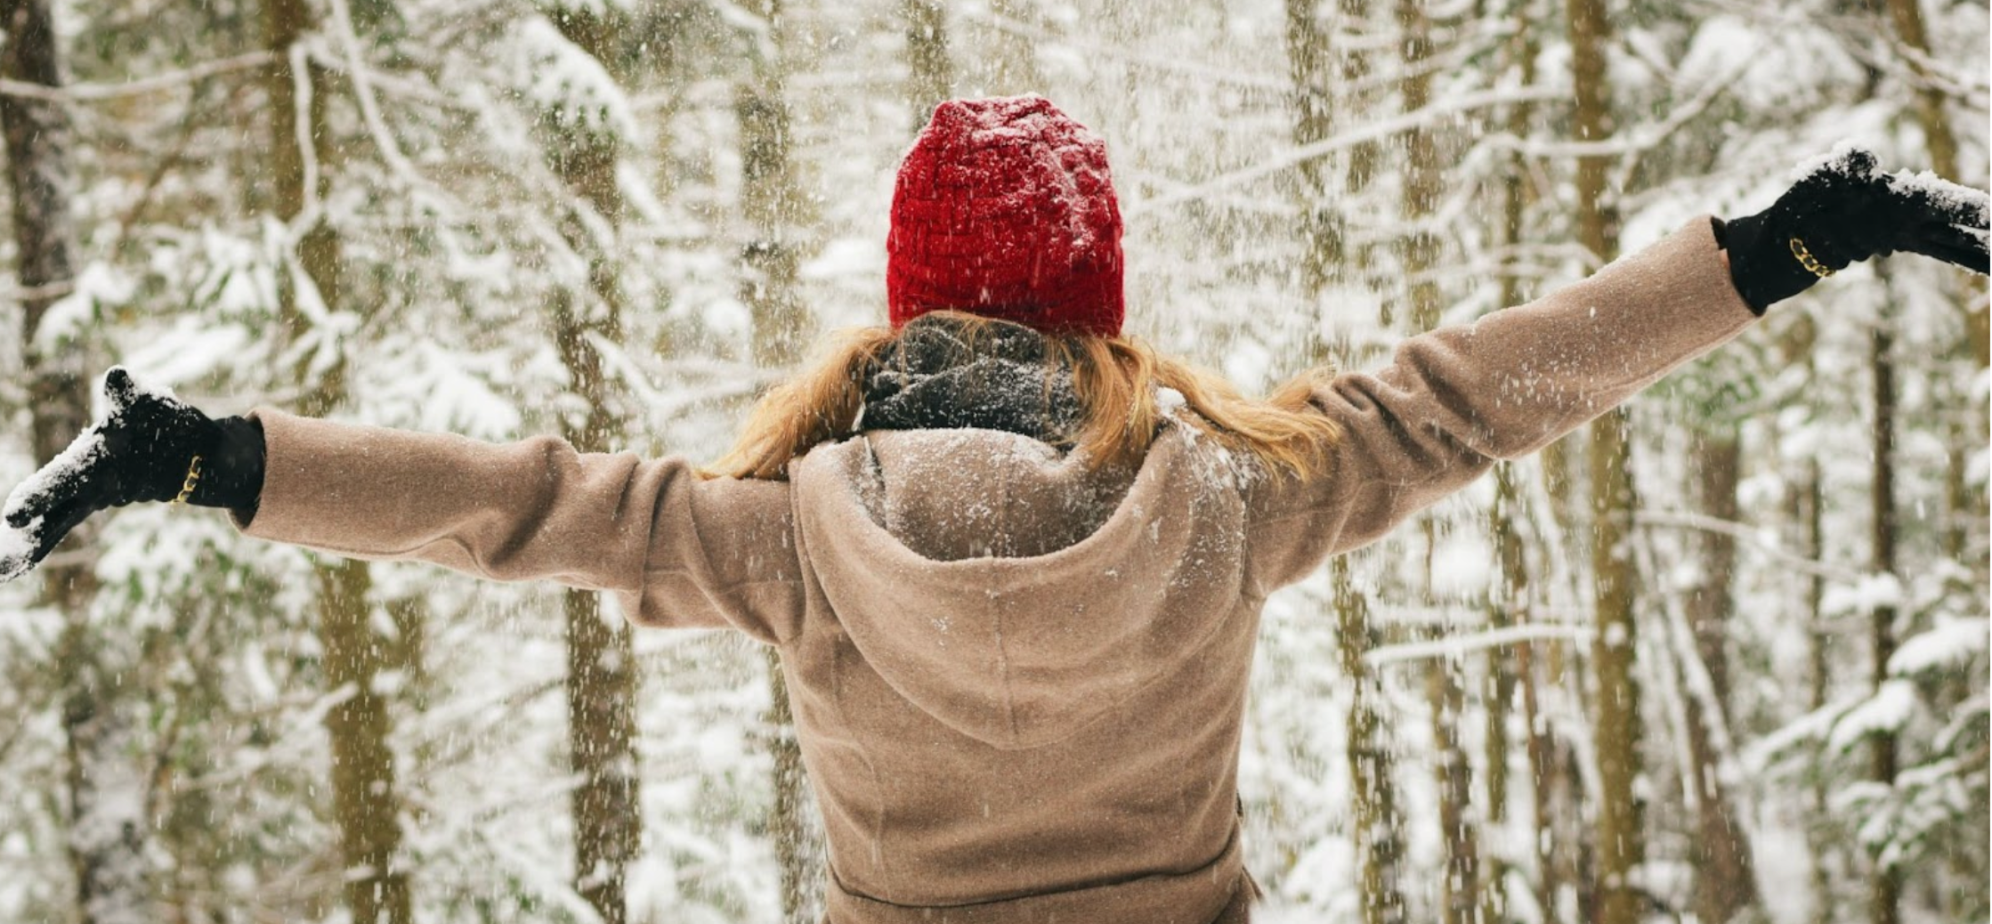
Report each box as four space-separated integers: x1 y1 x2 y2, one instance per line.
188 415 265 520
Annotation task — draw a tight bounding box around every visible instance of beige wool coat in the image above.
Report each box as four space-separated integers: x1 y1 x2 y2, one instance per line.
236 217 1757 922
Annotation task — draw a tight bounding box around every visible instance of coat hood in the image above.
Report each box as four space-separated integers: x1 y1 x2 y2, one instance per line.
790 424 1252 750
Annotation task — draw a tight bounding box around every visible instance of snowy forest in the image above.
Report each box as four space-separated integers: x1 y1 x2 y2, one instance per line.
0 0 1985 922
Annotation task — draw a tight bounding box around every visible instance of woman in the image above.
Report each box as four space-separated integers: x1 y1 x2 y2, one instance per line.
3 97 1986 922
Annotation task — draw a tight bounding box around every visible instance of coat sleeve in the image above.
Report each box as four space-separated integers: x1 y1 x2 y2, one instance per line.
1242 216 1759 595
234 410 806 645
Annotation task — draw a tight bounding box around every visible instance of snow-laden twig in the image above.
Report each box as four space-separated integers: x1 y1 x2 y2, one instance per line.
167 682 366 794
1845 32 1991 105
1537 669 1605 807
1475 54 1749 167
323 0 452 207
1380 602 1590 626
1645 530 1750 790
1130 85 1565 217
582 330 785 422
0 51 277 103
338 63 466 112
961 5 1291 92
1638 548 1704 816
0 278 77 303
1743 693 1865 775
1718 0 1992 103
1636 509 1855 580
1633 523 1763 847
1363 621 1594 667
288 43 321 221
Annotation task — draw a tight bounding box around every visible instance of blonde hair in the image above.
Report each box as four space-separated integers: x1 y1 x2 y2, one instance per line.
704 312 1341 482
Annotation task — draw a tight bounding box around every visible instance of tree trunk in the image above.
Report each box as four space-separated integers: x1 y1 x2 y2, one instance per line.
1335 0 1379 200
1803 453 1835 914
1587 408 1641 924
1394 0 1442 333
1491 13 1544 916
1334 558 1409 924
1396 8 1477 914
1287 0 1383 330
1489 464 1530 923
903 0 953 130
738 92 807 368
740 3 820 919
267 0 346 407
266 2 408 920
562 590 638 923
0 3 153 922
1566 2 1643 923
1684 430 1760 923
1876 0 1984 598
1427 646 1480 924
542 10 642 923
1877 0 1957 190
970 0 1044 97
1286 0 1339 295
1867 301 1901 924
316 559 410 924
1288 18 1407 918
1773 314 1840 915
1535 0 1584 613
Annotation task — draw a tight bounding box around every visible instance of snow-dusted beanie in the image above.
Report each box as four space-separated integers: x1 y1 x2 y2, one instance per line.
887 96 1125 338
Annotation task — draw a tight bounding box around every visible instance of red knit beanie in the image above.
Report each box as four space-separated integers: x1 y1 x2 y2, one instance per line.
887 96 1125 337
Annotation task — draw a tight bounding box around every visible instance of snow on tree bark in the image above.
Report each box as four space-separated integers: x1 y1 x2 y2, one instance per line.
1489 11 1543 917
264 0 410 920
1334 557 1410 924
1487 462 1528 924
0 0 152 921
964 0 1044 99
739 2 823 920
539 8 643 923
902 0 954 131
1284 11 1415 916
1285 0 1340 298
1684 431 1761 923
1866 279 1902 924
1393 5 1484 921
1563 2 1646 924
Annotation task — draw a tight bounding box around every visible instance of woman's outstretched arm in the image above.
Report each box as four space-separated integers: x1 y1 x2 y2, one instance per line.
1243 214 1754 592
242 409 805 642
2 380 805 644
1244 150 1989 594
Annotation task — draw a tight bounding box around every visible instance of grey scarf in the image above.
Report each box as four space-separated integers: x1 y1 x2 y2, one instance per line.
860 316 1082 444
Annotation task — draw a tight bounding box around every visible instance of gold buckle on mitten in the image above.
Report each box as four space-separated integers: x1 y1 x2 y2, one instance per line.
1789 237 1835 278
172 455 203 505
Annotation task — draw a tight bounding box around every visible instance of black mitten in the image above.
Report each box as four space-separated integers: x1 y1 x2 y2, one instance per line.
0 368 264 582
1720 147 1990 312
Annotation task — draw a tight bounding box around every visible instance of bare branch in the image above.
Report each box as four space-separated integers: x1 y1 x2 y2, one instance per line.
1635 510 1859 580
0 51 276 102
1129 86 1566 217
1365 622 1597 667
322 0 427 193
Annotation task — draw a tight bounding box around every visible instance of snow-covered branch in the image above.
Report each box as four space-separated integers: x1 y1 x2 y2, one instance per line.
1129 86 1566 217
1363 622 1594 667
1635 510 1856 580
0 51 277 103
